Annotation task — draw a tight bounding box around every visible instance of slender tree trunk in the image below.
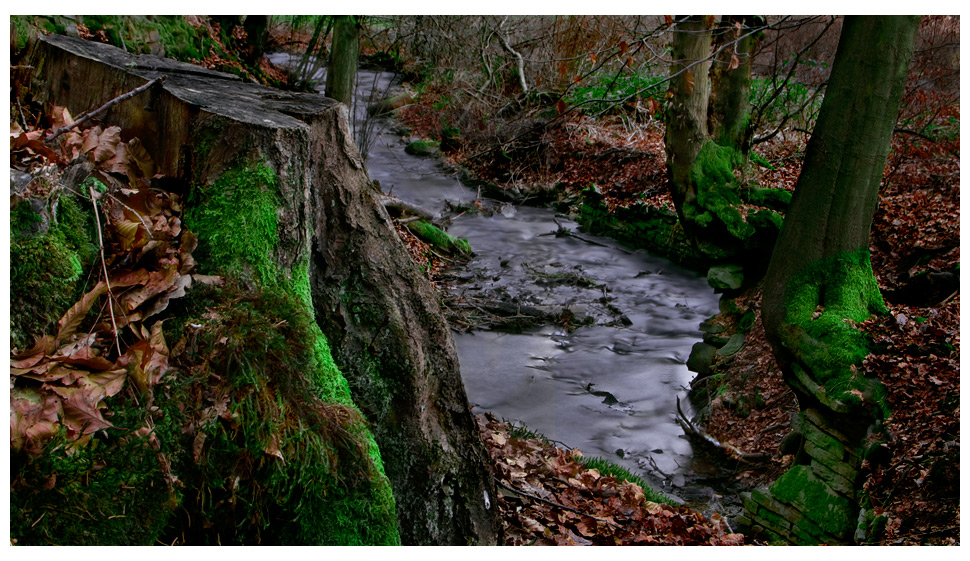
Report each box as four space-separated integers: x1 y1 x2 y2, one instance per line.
708 16 758 151
325 16 359 107
242 15 269 65
664 16 713 233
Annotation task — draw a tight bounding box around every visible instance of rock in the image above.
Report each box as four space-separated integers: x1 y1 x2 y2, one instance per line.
10 170 32 195
715 333 746 357
405 140 440 157
368 92 414 115
686 342 718 375
707 264 744 291
703 332 731 346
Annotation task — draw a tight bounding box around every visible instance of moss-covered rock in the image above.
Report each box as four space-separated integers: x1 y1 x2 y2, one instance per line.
707 264 744 291
770 465 854 540
9 194 98 349
406 219 471 255
404 140 440 157
577 188 708 272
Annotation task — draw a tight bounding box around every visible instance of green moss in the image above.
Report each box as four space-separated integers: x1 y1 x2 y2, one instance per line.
686 141 754 241
577 456 677 506
743 186 791 211
9 195 97 348
11 429 179 545
172 289 398 545
185 162 281 287
78 15 208 61
182 159 399 544
770 465 853 538
780 248 888 411
577 191 708 272
406 219 471 255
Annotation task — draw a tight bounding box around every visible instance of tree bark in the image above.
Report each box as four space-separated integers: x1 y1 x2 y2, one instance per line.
763 16 920 398
325 16 359 107
708 16 758 151
664 16 713 232
746 16 920 545
242 15 270 65
25 33 500 545
306 105 500 545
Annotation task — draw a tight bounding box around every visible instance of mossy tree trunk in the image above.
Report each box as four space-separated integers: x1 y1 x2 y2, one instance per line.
304 104 499 544
664 16 771 262
22 33 499 545
763 15 919 411
708 15 759 152
325 16 359 107
746 16 920 545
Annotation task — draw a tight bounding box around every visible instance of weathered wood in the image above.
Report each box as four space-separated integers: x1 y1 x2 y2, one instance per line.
27 34 499 545
304 100 500 546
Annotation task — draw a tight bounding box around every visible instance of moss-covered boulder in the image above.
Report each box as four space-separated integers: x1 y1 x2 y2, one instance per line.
404 139 441 157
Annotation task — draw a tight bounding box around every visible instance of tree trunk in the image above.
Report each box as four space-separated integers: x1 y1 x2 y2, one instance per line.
242 15 270 65
306 105 500 545
708 16 758 151
664 16 787 266
23 33 500 545
325 16 359 107
746 16 920 545
763 16 919 409
665 16 713 237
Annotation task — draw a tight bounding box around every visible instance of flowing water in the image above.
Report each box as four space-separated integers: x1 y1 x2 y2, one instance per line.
270 57 730 512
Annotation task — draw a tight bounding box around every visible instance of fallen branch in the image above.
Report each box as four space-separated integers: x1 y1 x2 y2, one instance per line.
88 185 122 356
46 75 167 143
493 478 625 531
379 194 438 222
676 397 770 465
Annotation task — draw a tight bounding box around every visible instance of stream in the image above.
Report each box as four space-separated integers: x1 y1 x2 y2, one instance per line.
271 57 733 516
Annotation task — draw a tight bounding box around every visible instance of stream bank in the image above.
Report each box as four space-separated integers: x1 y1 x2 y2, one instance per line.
341 66 769 520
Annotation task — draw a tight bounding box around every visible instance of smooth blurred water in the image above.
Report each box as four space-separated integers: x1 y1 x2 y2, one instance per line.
271 57 724 503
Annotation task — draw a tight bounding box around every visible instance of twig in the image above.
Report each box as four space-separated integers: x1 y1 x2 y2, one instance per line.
106 193 154 240
88 185 122 357
494 478 625 531
46 76 167 143
676 397 770 465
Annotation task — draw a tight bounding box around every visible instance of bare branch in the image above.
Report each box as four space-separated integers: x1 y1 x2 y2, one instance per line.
46 75 166 143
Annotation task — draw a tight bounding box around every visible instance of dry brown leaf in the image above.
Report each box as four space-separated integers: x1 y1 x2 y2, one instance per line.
92 126 122 164
126 137 155 178
55 282 108 345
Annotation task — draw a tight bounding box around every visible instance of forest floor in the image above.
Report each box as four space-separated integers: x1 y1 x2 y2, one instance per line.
396 91 960 545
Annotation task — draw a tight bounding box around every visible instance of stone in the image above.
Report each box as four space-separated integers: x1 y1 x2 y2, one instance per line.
405 140 440 157
703 332 731 346
810 459 857 498
686 342 718 375
707 264 744 291
715 333 746 356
